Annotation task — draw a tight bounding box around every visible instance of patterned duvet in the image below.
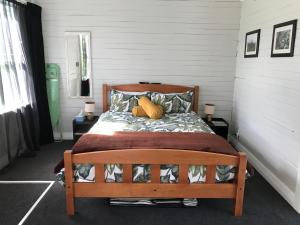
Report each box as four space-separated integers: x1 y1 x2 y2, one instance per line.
56 112 237 186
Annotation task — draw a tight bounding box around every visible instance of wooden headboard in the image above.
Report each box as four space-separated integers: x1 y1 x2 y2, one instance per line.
102 83 199 113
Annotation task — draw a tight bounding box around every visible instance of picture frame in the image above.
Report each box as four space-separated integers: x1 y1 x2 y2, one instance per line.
244 29 261 58
271 19 297 57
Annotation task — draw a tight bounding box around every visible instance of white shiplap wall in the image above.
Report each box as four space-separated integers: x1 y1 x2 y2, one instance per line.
232 0 300 213
36 0 241 137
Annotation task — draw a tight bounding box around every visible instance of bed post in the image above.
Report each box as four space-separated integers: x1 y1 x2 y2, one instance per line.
102 84 109 112
234 152 247 216
64 150 75 216
193 85 199 113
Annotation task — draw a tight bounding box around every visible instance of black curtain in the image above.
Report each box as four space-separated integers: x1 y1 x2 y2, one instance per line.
81 79 90 96
25 3 54 145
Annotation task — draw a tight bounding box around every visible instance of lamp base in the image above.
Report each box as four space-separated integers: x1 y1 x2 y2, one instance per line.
207 114 213 122
86 112 94 121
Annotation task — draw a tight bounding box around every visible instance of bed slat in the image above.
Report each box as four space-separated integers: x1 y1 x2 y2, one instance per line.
72 149 239 166
95 164 105 183
206 165 216 184
73 183 236 198
151 164 161 183
179 164 189 184
123 164 133 183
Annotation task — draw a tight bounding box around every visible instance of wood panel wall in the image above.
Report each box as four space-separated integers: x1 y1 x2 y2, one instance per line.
232 0 300 212
36 0 241 137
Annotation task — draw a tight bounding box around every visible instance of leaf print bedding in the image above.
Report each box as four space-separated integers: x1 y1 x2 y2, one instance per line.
151 91 193 113
57 111 240 186
88 111 213 133
109 90 150 112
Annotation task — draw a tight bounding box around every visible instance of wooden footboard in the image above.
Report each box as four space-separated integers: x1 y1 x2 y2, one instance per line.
64 149 247 217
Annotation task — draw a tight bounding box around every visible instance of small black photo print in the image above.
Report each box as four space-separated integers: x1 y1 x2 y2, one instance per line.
271 19 297 57
244 29 261 58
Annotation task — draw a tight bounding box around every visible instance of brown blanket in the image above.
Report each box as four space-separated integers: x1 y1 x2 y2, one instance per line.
54 132 237 173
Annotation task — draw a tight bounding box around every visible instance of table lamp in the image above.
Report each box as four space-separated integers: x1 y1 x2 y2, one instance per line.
204 103 215 122
85 101 95 120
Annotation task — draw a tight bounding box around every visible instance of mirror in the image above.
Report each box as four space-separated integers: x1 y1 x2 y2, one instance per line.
65 32 92 98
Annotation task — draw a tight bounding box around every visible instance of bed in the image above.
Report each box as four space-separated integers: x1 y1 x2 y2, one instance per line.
60 83 247 217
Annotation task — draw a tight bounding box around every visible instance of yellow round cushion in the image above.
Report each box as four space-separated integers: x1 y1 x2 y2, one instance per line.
132 105 148 117
138 96 163 119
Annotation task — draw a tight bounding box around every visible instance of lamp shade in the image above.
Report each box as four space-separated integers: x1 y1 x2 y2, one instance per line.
85 101 95 113
204 104 215 115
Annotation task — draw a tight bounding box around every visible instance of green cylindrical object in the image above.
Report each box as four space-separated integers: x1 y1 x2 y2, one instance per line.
46 64 60 128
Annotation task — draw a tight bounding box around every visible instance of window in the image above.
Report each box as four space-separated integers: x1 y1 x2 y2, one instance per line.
0 1 32 114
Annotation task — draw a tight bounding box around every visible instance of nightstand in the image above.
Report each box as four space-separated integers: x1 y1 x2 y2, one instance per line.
202 118 229 140
73 116 99 143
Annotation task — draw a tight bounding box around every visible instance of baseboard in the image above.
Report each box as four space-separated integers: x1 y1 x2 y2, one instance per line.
54 132 73 140
230 136 299 213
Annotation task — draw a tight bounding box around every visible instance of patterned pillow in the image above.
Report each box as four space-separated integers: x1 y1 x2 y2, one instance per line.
151 91 193 113
110 90 150 112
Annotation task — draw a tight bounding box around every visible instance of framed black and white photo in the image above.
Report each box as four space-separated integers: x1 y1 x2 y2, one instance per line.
271 19 297 57
244 29 261 58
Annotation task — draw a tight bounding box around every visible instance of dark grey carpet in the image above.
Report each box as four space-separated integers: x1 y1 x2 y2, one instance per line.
0 141 299 225
0 184 48 225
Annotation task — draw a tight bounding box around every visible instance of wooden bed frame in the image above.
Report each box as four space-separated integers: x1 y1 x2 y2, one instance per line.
64 83 247 217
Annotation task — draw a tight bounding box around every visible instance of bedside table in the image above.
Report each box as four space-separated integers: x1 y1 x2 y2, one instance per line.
73 116 99 143
202 118 229 140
